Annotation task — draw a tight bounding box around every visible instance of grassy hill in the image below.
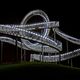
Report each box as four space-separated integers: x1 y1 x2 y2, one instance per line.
0 62 80 79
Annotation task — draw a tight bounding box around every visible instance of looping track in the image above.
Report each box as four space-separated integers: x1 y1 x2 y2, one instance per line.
0 10 80 62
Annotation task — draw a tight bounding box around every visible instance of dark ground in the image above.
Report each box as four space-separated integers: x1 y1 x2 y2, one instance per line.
0 62 80 79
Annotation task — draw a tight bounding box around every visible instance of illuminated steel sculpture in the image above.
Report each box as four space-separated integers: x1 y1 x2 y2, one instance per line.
0 10 80 63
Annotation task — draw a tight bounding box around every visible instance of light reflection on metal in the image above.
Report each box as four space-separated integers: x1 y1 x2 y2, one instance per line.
0 10 80 63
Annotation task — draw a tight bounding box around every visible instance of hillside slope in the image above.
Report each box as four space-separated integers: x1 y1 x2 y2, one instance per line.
0 62 80 79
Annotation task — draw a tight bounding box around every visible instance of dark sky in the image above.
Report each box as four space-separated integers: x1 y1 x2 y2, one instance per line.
0 2 79 38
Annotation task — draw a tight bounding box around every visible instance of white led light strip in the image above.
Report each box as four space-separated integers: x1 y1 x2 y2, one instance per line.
0 10 80 62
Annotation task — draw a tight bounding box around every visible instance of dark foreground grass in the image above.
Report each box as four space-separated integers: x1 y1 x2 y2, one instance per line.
0 62 80 79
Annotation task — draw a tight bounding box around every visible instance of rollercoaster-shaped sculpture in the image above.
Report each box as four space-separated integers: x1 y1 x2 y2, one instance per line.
0 10 80 62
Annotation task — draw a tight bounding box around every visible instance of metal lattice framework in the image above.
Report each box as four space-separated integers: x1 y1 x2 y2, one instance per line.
0 10 80 63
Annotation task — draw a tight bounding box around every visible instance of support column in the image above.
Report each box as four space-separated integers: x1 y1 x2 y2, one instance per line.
66 40 73 67
21 40 23 63
59 51 61 64
66 41 69 65
15 38 18 62
41 44 44 62
1 41 3 63
54 28 57 64
71 58 73 67
30 54 33 62
24 50 26 62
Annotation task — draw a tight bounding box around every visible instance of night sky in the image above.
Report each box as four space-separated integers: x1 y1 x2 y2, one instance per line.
0 2 80 67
